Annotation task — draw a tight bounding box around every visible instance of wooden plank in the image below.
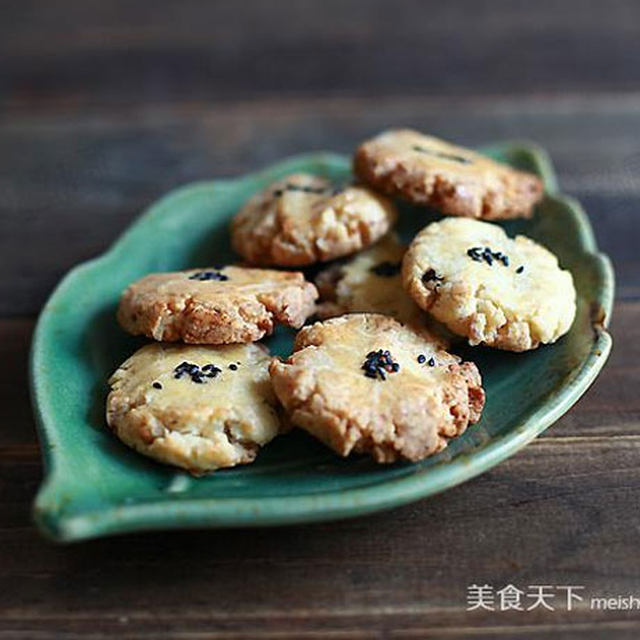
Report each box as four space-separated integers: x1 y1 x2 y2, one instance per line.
1 94 640 314
2 3 637 636
3 300 636 447
0 319 35 445
2 437 640 637
2 0 640 108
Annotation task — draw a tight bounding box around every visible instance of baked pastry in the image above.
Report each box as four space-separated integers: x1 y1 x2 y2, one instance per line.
315 234 448 345
231 172 397 266
106 342 283 474
269 313 484 463
117 265 318 344
402 217 576 351
354 129 543 219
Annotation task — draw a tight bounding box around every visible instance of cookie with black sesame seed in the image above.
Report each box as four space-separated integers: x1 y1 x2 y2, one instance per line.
106 342 283 474
269 313 484 463
117 265 318 344
354 129 543 219
231 172 397 266
314 234 449 346
402 218 576 351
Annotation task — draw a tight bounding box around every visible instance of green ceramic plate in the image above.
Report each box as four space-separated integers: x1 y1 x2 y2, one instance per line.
30 143 614 542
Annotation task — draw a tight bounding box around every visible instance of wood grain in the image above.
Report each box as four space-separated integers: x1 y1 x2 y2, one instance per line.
2 437 640 637
1 288 633 637
0 306 635 635
1 301 634 448
2 93 640 314
2 0 640 109
2 2 638 636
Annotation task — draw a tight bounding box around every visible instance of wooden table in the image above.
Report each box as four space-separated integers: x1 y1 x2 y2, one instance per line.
2 2 639 637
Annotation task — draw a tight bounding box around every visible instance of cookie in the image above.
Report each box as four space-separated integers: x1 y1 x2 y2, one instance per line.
402 218 577 351
354 129 543 219
117 265 318 344
106 342 283 474
269 314 484 463
315 234 448 346
231 172 397 266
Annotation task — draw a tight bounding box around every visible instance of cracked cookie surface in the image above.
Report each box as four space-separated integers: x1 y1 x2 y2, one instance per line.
402 218 577 351
269 314 484 463
231 172 397 266
315 234 448 346
354 129 543 219
107 342 282 474
117 265 318 344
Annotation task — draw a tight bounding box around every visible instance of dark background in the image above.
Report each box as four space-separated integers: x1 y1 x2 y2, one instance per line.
1 1 639 638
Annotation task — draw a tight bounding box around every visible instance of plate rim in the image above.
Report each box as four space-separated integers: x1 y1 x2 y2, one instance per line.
30 143 615 542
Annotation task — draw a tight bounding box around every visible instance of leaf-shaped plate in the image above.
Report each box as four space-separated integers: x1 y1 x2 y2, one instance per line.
30 143 614 542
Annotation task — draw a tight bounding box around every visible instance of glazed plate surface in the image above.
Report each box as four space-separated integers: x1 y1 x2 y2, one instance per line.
31 144 614 542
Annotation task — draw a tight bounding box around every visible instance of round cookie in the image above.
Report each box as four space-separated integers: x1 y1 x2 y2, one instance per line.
402 218 577 351
106 342 283 474
354 129 543 219
117 265 318 344
269 314 484 463
231 172 397 266
315 234 448 346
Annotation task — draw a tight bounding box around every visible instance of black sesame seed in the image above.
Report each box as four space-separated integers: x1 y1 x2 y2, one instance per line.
468 246 511 268
202 363 221 378
417 354 426 364
516 265 524 274
361 349 400 381
482 248 494 265
411 145 472 164
173 361 221 384
189 271 229 282
152 382 162 389
422 268 444 285
428 357 436 367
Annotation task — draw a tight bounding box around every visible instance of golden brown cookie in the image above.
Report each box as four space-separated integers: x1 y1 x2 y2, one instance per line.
354 129 543 219
269 314 484 463
106 343 283 474
117 265 318 344
315 234 448 346
402 218 577 351
231 172 397 266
